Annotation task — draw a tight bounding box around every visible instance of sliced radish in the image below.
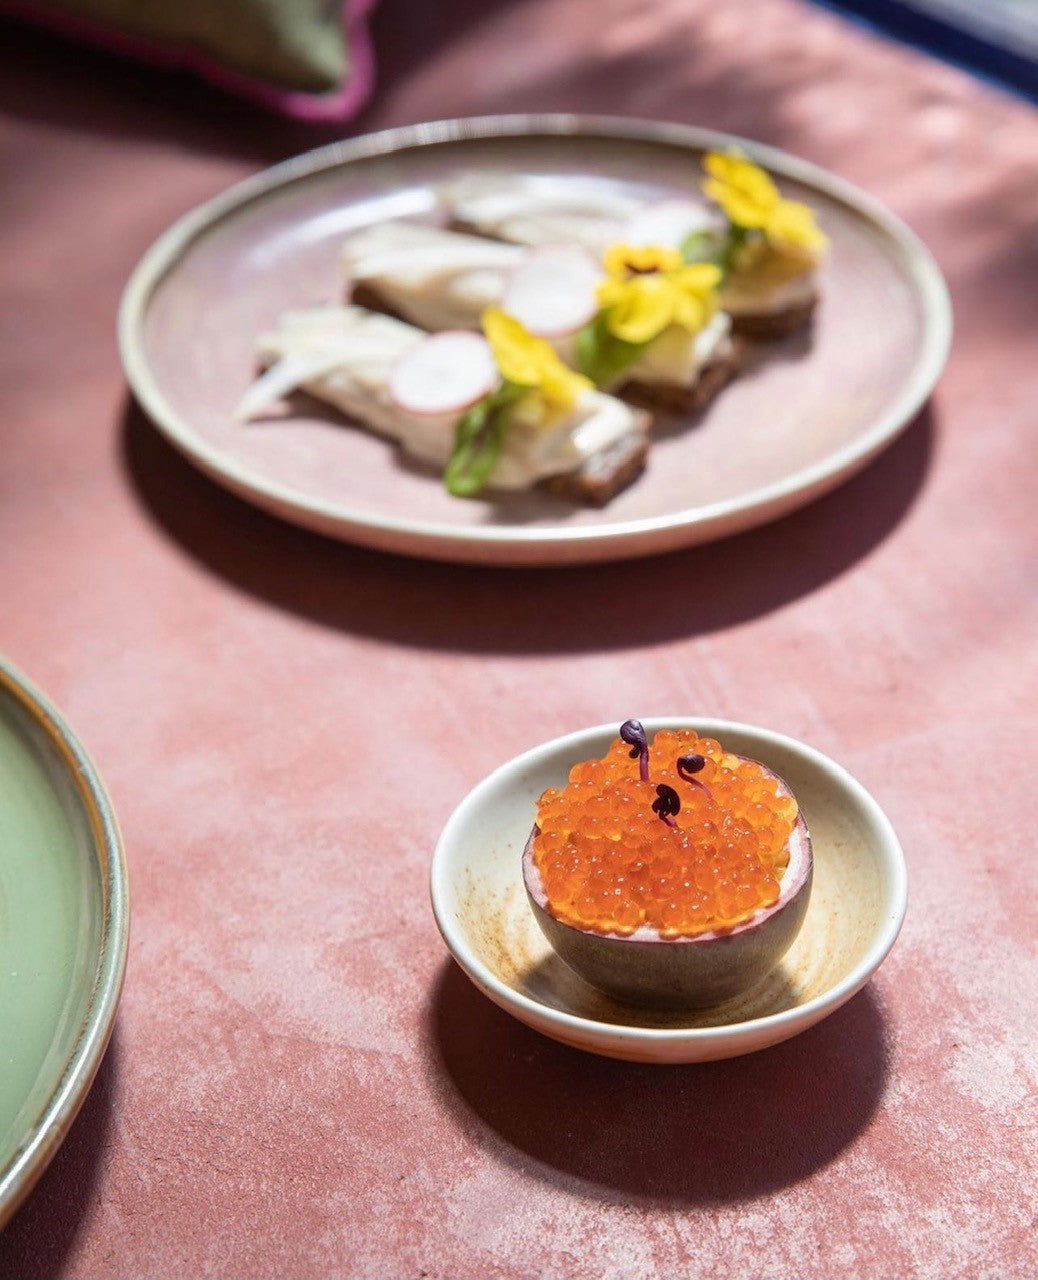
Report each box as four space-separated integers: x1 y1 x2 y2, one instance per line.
389 331 499 417
623 199 715 249
501 246 601 337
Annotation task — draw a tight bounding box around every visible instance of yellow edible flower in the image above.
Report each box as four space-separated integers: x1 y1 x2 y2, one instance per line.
703 150 828 257
596 244 722 345
482 308 592 410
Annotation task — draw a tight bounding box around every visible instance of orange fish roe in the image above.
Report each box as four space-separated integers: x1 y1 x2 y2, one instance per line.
533 728 798 938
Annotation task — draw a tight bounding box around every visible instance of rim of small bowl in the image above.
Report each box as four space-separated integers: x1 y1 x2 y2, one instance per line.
430 717 907 1051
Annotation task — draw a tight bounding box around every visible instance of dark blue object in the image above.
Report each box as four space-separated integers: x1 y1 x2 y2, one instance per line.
812 0 1038 101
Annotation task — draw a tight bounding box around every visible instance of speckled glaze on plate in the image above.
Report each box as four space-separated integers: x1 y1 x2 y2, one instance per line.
119 115 951 566
430 718 907 1063
0 660 128 1227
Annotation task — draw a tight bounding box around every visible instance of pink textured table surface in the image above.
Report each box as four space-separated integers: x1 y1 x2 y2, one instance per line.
1 2 1036 1277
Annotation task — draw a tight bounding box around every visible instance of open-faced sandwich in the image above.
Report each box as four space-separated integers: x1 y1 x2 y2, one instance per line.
341 221 738 414
237 304 650 504
524 719 813 1008
239 150 826 507
440 150 828 338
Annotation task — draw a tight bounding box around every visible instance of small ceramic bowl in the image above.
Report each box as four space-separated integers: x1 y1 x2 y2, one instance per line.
430 718 907 1063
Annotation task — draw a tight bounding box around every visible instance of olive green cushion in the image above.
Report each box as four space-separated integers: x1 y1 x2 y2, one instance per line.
12 0 377 116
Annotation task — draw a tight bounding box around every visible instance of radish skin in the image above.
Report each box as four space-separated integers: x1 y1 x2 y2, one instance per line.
389 331 500 417
502 246 601 337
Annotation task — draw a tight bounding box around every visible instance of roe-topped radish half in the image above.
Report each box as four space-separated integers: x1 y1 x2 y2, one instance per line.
523 719 813 1007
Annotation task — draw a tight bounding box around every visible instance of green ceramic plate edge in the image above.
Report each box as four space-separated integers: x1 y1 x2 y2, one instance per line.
0 659 129 1229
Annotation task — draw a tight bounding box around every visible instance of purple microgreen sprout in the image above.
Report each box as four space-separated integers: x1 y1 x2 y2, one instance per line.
652 784 681 827
677 752 712 799
619 719 649 782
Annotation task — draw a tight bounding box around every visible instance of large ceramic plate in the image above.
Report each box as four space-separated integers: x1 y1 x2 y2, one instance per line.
119 115 951 566
0 660 128 1227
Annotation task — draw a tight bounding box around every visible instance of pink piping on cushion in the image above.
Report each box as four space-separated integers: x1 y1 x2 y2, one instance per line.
0 0 380 122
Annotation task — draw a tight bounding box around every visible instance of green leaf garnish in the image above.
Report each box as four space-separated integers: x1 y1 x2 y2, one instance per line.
716 223 748 277
575 312 649 388
443 380 527 498
679 224 743 278
678 228 721 265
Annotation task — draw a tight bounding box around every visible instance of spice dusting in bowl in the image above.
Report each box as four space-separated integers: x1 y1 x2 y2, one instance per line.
523 720 812 1008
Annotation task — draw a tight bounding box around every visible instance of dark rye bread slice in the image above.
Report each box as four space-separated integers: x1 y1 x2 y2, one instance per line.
349 281 419 325
448 217 522 244
729 294 817 339
545 415 650 505
348 283 651 505
619 343 740 416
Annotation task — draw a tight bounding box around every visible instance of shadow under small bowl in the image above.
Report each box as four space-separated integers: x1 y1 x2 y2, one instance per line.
430 717 907 1064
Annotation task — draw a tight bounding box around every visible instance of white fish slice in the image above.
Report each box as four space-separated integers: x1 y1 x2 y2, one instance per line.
623 198 717 249
236 347 356 421
347 242 519 281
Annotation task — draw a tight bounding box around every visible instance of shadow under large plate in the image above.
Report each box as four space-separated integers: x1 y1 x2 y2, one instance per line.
120 394 935 653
